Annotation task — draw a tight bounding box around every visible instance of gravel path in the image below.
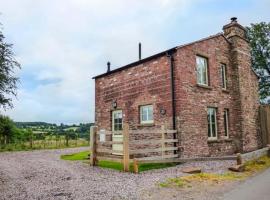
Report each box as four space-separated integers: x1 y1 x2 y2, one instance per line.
0 148 234 200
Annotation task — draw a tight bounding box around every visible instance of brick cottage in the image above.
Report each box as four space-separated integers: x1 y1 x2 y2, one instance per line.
93 18 263 158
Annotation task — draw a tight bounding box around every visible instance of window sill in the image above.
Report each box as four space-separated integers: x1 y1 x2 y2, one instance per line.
207 138 233 144
196 84 212 90
137 123 155 127
207 138 219 143
222 89 230 93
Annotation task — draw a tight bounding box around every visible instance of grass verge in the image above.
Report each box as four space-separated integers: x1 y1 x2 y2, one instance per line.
159 155 270 188
61 151 178 172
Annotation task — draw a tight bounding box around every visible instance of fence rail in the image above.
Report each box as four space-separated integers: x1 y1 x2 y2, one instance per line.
90 124 179 172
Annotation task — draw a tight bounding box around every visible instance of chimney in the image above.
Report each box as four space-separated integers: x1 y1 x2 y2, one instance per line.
139 42 142 60
223 17 247 40
107 61 111 72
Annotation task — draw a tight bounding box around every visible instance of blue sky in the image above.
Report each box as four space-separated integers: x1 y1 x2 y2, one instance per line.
1 0 270 124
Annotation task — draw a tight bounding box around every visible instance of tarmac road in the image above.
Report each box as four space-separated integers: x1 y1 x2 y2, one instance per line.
222 168 270 200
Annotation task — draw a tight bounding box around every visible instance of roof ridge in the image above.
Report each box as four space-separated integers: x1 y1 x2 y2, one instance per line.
93 33 229 79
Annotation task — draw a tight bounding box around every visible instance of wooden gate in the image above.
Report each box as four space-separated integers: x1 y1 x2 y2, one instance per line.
260 105 270 146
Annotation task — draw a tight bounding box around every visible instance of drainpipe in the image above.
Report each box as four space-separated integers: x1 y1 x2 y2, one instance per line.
166 51 176 131
166 50 177 153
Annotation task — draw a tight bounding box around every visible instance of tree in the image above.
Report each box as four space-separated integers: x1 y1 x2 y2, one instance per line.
246 22 270 103
0 25 20 109
0 115 16 144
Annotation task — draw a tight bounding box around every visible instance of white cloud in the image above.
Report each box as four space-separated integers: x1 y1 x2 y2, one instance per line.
1 0 197 123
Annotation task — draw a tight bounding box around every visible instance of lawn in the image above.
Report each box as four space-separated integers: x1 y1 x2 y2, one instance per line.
61 151 178 172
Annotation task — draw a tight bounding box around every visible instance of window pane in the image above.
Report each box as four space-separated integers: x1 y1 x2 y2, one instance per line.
211 109 216 137
207 108 217 138
221 64 227 89
148 106 153 120
142 113 147 121
196 56 208 85
207 114 211 137
140 105 153 123
224 109 229 137
113 111 123 131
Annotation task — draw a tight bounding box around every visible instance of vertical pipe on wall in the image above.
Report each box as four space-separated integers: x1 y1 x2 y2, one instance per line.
167 51 176 131
167 50 177 155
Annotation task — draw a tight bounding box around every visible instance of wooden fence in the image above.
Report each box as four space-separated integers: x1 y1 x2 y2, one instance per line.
90 124 179 172
260 105 270 146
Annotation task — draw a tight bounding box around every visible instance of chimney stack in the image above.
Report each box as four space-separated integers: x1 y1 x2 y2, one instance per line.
107 61 111 72
223 17 247 40
139 42 142 60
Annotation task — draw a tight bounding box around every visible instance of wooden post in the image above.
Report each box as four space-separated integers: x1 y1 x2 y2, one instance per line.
161 125 166 158
90 126 98 166
123 123 130 172
133 159 139 173
236 153 242 165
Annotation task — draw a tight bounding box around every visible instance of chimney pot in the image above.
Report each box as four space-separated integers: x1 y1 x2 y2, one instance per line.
107 61 111 72
231 17 237 23
139 42 142 60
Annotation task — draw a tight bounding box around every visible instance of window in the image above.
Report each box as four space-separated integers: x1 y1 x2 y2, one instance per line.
112 110 123 131
140 105 153 124
221 64 227 89
207 108 217 139
196 56 208 86
224 109 229 138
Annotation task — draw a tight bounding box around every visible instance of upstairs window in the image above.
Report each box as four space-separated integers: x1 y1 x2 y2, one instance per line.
196 56 208 86
140 105 153 124
224 109 229 138
221 64 227 89
207 108 217 139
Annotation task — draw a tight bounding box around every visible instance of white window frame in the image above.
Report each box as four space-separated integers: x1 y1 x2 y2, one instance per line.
207 108 217 140
221 64 227 89
224 109 229 138
112 110 123 132
140 105 154 124
196 56 209 86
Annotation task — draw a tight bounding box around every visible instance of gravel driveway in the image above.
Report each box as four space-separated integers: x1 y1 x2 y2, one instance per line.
0 148 234 200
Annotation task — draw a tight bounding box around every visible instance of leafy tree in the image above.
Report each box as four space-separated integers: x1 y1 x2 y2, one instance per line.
0 25 21 108
246 22 270 103
0 115 17 144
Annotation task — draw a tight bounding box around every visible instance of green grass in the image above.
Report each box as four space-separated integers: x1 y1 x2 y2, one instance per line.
60 151 178 172
159 156 270 188
60 151 89 161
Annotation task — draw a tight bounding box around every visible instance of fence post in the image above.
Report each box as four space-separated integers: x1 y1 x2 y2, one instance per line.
161 125 166 158
133 159 139 173
123 123 130 172
90 126 98 166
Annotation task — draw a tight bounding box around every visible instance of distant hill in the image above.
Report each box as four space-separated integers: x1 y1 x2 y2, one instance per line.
15 122 57 128
14 122 95 139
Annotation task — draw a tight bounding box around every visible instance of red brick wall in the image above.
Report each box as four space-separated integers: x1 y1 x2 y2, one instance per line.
95 55 173 131
173 35 241 157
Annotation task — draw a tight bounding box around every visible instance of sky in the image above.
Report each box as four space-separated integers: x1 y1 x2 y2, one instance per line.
1 0 270 124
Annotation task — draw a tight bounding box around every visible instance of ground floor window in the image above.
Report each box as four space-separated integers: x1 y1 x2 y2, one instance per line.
207 107 217 139
224 109 229 138
112 110 123 131
140 105 153 124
